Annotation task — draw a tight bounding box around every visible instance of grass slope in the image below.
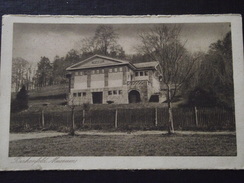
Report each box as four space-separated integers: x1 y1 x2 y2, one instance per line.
28 84 68 98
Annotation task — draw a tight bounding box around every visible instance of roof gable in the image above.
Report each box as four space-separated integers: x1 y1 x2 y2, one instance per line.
66 55 132 71
134 61 158 70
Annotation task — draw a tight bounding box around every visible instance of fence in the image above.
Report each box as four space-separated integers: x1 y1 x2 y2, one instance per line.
10 107 236 132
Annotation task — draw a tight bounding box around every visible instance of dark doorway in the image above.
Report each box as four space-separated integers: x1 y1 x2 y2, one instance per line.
128 90 141 103
92 92 103 104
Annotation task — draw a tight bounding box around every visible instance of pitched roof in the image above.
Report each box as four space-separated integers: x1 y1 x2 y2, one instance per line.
66 54 135 71
133 61 158 69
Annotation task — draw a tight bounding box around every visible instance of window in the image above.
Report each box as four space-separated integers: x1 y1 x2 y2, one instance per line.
92 70 95 74
140 71 144 76
145 71 148 76
135 72 139 76
101 69 104 73
114 68 118 72
119 90 122 95
83 92 86 97
119 67 123 72
108 91 112 95
79 71 83 75
75 72 78 76
83 71 87 75
96 70 99 74
109 68 112 72
73 93 77 97
113 90 117 95
78 92 81 97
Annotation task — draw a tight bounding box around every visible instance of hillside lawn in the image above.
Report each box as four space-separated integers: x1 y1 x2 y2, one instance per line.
9 133 236 156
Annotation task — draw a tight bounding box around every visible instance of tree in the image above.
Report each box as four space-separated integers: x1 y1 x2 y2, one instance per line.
53 50 81 84
11 85 29 112
80 25 126 59
35 57 53 87
12 58 30 92
192 32 234 109
138 25 199 134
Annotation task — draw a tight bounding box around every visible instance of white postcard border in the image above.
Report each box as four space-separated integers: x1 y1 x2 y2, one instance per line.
0 15 243 170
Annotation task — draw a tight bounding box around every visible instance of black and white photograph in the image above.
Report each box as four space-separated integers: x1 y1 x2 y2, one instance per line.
0 15 243 170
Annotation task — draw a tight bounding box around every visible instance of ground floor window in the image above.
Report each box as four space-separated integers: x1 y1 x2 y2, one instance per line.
73 92 86 97
108 90 123 95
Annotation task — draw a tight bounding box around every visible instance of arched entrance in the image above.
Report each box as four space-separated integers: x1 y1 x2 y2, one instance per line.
128 90 141 103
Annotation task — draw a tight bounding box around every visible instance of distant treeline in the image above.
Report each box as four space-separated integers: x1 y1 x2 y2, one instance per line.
12 25 234 109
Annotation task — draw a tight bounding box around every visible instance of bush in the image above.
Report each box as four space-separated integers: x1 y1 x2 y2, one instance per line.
185 87 218 107
11 85 29 112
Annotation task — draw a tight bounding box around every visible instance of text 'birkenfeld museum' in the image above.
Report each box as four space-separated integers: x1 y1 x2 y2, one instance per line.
66 55 166 105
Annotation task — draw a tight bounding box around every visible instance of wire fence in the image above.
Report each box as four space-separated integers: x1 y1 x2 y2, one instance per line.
10 107 236 132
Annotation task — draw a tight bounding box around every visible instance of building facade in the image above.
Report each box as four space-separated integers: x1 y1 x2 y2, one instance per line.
66 55 165 105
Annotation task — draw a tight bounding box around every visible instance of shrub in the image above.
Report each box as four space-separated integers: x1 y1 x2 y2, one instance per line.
11 85 29 112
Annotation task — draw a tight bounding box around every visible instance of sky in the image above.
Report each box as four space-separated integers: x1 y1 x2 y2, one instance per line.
12 23 231 64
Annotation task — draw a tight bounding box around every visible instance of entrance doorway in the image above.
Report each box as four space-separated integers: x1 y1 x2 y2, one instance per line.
128 90 141 103
92 92 103 104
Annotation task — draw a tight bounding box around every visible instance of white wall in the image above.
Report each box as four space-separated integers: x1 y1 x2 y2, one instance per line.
152 76 160 92
74 75 87 89
108 72 123 87
91 74 105 88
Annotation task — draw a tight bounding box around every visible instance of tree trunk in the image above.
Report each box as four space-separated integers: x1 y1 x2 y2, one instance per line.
41 109 45 129
167 86 174 134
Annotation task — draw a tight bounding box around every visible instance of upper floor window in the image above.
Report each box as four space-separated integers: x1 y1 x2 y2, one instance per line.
135 71 149 77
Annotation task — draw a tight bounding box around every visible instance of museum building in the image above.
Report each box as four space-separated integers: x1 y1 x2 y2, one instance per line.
66 55 164 105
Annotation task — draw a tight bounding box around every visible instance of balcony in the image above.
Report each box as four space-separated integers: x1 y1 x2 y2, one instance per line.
127 80 152 87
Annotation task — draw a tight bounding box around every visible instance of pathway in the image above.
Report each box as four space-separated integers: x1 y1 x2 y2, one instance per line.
9 130 236 141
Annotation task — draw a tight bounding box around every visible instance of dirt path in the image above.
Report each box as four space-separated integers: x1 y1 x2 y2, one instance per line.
10 130 236 141
9 131 66 141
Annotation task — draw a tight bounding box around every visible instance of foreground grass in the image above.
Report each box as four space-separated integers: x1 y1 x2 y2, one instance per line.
9 134 236 156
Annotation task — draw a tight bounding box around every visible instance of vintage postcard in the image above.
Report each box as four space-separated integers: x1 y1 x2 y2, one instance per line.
0 15 243 170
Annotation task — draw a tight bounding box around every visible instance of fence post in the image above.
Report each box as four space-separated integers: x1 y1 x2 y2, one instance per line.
155 108 158 127
82 109 85 125
115 109 118 128
194 106 198 127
